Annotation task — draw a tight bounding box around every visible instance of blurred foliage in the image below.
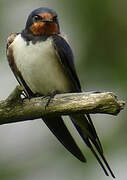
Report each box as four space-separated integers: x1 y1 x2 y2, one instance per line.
0 0 127 180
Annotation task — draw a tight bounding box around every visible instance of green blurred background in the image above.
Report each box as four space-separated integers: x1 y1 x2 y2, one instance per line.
0 0 126 179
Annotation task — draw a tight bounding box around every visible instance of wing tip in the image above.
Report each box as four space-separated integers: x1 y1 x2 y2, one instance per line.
78 155 87 163
42 116 87 163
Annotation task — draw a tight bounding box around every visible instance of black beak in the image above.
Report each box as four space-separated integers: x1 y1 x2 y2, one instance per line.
42 19 53 23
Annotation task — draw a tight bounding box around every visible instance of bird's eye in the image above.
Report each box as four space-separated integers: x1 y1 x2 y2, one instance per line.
53 16 57 21
33 15 42 21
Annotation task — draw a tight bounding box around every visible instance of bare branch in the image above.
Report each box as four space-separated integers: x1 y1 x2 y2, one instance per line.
0 86 125 125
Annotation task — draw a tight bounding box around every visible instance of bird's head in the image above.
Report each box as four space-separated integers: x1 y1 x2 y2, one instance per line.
24 7 60 36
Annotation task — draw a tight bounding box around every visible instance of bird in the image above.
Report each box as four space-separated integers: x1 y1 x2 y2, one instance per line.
6 7 115 178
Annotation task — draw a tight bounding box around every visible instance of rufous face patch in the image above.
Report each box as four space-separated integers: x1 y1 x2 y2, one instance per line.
30 21 59 35
39 13 54 20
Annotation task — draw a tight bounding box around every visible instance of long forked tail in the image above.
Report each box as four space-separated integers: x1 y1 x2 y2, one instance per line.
70 114 115 178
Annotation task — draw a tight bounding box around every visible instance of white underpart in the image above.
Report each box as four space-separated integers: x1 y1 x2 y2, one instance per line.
12 34 71 95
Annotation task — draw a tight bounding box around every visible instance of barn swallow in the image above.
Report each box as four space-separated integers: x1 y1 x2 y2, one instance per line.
6 7 115 178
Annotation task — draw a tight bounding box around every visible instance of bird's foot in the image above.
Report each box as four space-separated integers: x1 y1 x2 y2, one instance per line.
42 91 59 109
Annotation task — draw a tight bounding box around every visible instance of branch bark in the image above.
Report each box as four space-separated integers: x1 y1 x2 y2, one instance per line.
0 86 125 125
